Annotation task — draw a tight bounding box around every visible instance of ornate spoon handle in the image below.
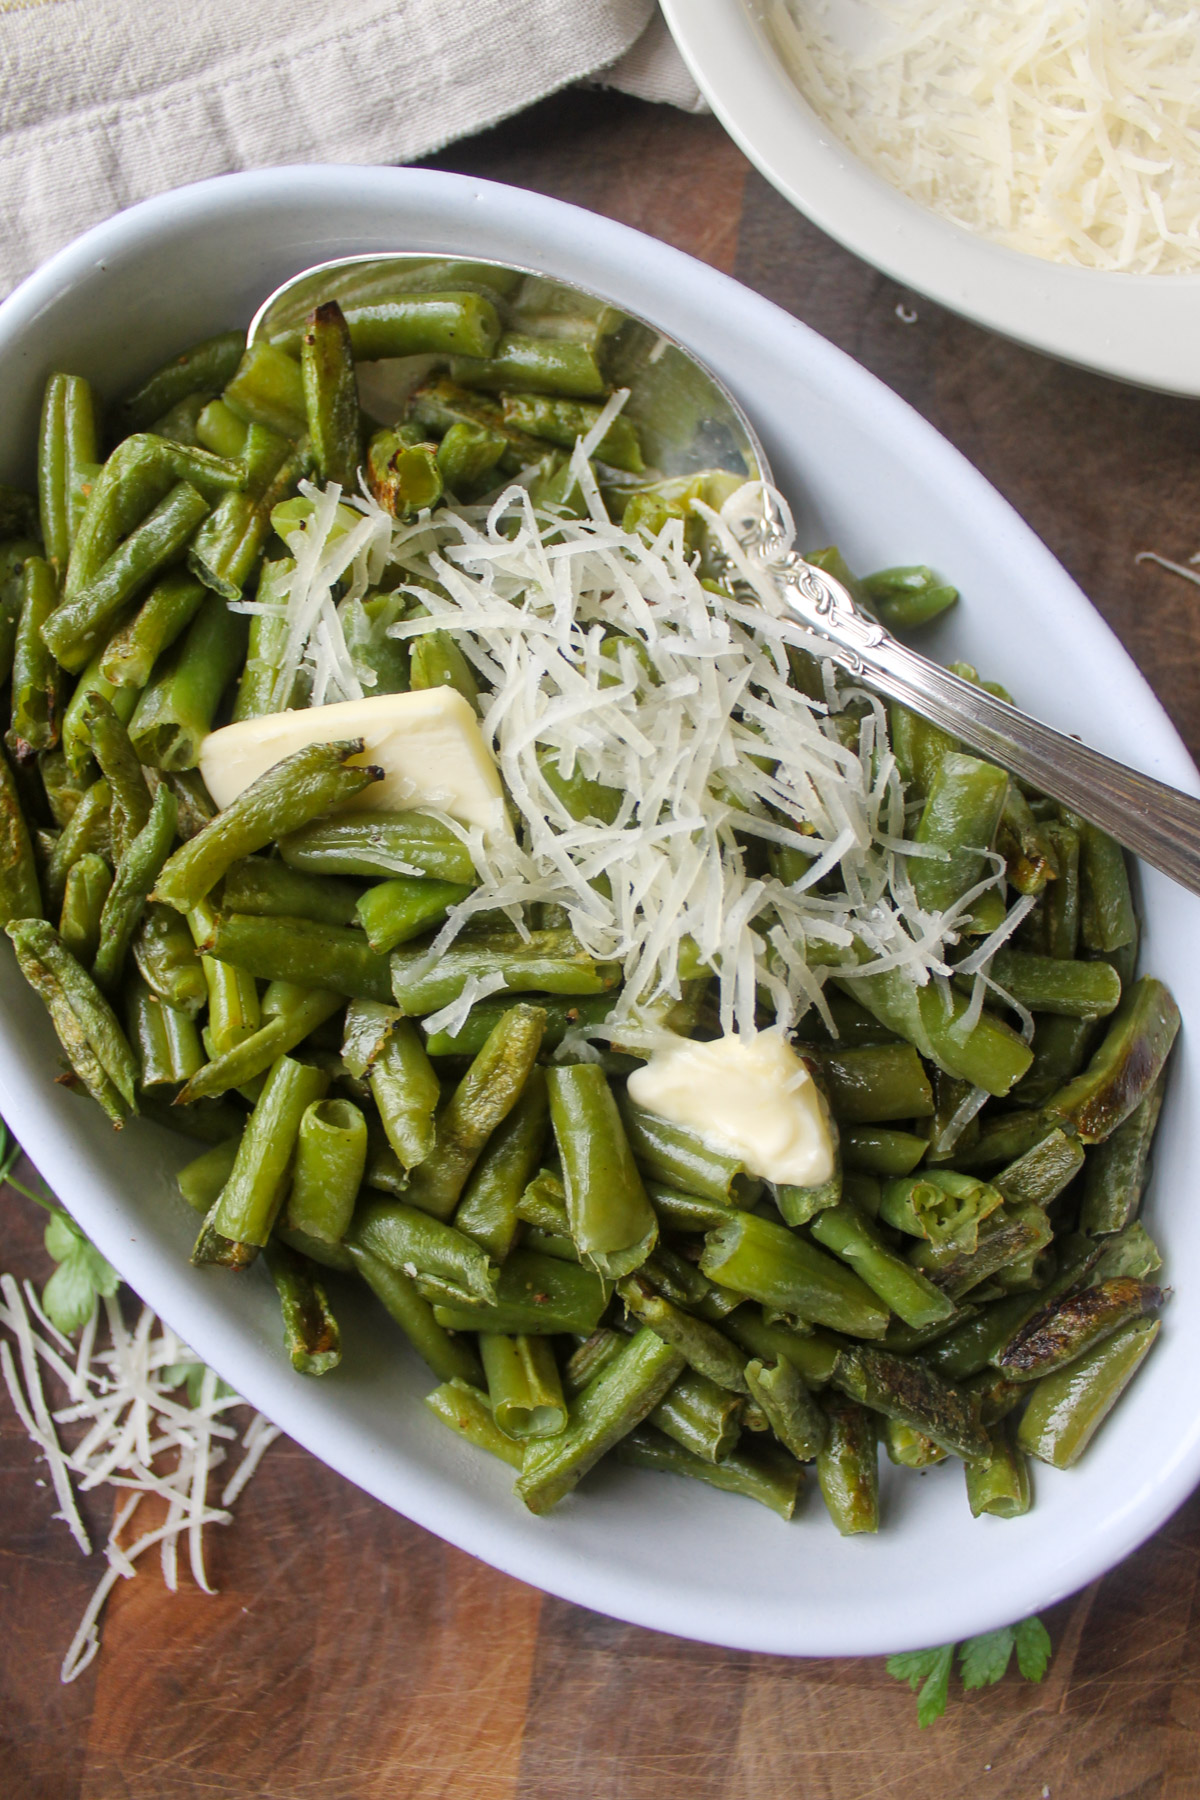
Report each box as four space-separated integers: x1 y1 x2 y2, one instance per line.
776 559 1200 898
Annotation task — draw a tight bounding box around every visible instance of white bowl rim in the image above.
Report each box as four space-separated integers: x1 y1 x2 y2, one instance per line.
661 0 1200 398
1 163 1198 1658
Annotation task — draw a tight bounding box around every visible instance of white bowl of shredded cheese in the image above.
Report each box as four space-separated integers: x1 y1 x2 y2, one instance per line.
2 165 1200 1658
663 0 1200 394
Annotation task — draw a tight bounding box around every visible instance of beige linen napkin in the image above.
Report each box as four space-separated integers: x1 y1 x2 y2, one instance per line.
0 0 703 297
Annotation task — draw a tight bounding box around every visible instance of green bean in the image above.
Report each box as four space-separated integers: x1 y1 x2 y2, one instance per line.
745 1355 828 1460
42 482 212 673
199 921 265 1055
127 978 204 1086
131 900 207 1016
355 1011 440 1169
154 741 381 912
816 1393 879 1534
60 655 135 777
862 564 958 631
261 1240 341 1376
563 1328 625 1398
150 395 208 446
179 985 343 1103
300 302 362 489
424 1378 524 1468
223 859 359 927
391 930 618 1018
37 749 84 830
914 1204 1054 1300
964 1420 1031 1517
638 1179 740 1235
186 438 303 605
279 809 477 885
408 629 480 705
406 1004 545 1218
340 591 411 698
347 1194 496 1307
1016 1316 1160 1468
356 874 472 953
7 918 138 1123
195 399 249 461
994 1277 1162 1382
223 341 307 437
432 1246 608 1337
515 1168 569 1235
619 1274 747 1392
229 559 301 720
548 1064 658 1278
500 393 644 474
995 787 1060 897
480 1333 567 1440
119 332 246 435
841 1126 927 1177
649 1369 744 1463
0 744 43 926
64 436 239 607
7 558 62 760
205 1054 327 1246
203 911 391 1004
879 1169 1001 1246
452 334 606 400
832 1345 989 1460
1091 1220 1162 1283
1015 1013 1097 1107
455 1067 549 1258
981 949 1122 1019
1046 976 1179 1143
435 421 508 494
880 1419 944 1467
516 1326 684 1514
424 991 615 1059
175 1135 242 1213
98 570 207 691
43 778 110 914
81 693 151 858
347 1241 482 1385
723 1310 840 1388
840 965 1033 1096
128 590 246 772
1068 816 1137 953
92 783 178 993
1079 1081 1164 1235
0 539 37 687
701 1211 890 1338
366 427 443 517
993 1128 1084 1208
811 1201 955 1329
617 1425 802 1517
300 291 503 362
618 1099 761 1207
58 852 111 965
808 1043 935 1123
910 752 1008 916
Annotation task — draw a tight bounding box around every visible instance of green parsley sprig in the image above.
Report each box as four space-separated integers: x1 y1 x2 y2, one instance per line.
887 1617 1052 1725
0 1120 119 1334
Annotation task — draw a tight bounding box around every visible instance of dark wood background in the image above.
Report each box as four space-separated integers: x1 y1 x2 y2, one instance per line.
4 88 1200 1799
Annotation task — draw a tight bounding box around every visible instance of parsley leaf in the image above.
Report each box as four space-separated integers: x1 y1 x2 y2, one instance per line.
41 1209 120 1335
889 1618 1052 1725
959 1627 1017 1690
161 1360 236 1407
1013 1615 1053 1682
886 1644 954 1726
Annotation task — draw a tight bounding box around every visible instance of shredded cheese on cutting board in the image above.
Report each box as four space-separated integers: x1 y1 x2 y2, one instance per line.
0 1275 278 1684
765 0 1200 273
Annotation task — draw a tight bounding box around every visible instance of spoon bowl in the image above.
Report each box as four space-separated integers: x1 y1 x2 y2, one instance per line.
254 249 1200 901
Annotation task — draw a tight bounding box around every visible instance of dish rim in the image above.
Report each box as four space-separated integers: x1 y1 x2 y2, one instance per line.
661 0 1200 398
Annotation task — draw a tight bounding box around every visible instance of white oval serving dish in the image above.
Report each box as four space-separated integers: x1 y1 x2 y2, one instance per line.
661 0 1200 397
1 166 1197 1657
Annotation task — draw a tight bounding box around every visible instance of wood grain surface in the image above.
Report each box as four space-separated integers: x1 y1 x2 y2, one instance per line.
4 88 1200 1800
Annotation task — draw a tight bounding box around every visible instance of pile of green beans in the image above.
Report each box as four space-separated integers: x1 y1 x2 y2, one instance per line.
0 273 1178 1532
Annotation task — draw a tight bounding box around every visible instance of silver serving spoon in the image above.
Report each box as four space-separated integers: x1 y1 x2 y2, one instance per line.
251 253 1200 898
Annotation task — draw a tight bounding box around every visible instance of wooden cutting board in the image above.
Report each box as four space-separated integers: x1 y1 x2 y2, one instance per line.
4 88 1200 1800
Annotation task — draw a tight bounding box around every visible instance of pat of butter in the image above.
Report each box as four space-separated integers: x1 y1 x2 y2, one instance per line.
198 689 511 842
626 1031 835 1188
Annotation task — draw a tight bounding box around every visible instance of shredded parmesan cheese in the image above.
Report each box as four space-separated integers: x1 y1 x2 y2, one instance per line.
0 1277 278 1684
281 473 1030 1044
765 0 1200 273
